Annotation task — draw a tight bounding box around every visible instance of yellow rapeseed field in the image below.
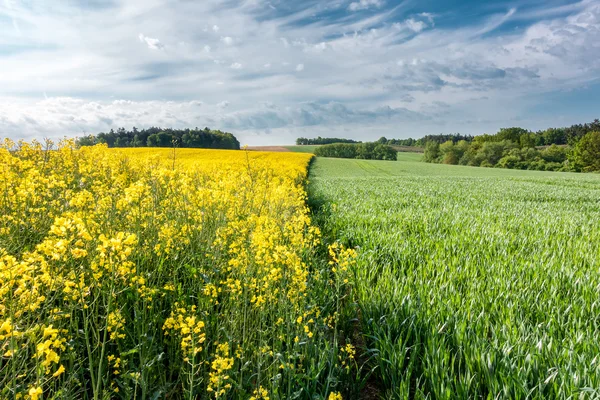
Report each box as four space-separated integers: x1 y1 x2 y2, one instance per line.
0 140 356 399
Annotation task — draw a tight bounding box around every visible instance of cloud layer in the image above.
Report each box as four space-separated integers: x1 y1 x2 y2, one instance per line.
0 0 599 144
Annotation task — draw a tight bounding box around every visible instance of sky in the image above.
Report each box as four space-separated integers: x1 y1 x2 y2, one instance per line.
0 0 599 145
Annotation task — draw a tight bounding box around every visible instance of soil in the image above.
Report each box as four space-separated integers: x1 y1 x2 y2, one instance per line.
246 146 291 152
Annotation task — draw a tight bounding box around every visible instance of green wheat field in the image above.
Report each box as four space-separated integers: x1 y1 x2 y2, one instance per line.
310 156 600 399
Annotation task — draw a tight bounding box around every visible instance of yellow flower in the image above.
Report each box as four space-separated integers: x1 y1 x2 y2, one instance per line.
52 364 65 377
28 386 43 400
328 392 343 400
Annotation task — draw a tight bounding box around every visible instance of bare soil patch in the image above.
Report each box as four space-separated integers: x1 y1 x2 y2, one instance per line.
247 146 291 152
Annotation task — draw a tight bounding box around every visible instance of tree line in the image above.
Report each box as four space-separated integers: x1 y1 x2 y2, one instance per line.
314 142 397 161
298 119 599 172
296 137 361 145
422 121 600 172
76 127 241 150
376 119 600 149
378 134 474 147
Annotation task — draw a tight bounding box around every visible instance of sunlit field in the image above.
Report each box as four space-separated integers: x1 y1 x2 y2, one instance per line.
0 141 356 400
310 157 600 399
5 140 599 399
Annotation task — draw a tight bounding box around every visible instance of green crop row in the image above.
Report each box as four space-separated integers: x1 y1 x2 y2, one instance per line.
309 157 600 399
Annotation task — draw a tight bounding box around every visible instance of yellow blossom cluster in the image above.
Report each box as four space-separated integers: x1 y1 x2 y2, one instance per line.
163 304 206 358
0 140 357 398
250 386 270 400
207 342 234 397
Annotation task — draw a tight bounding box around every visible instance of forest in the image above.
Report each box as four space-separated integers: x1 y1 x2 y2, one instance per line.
421 123 600 172
314 142 397 160
376 119 600 148
296 137 361 145
76 127 240 150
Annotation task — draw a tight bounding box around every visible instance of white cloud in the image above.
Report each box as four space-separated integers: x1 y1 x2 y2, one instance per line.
420 12 435 25
230 62 243 69
348 0 384 12
0 0 599 144
312 42 327 52
212 25 220 32
405 18 426 33
296 64 305 72
216 101 230 109
221 36 234 45
138 33 164 50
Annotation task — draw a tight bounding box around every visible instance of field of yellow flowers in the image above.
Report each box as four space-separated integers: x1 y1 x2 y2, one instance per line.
0 140 357 399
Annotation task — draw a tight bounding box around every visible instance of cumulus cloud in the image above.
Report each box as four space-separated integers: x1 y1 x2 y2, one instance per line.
0 0 599 144
138 34 164 50
405 18 427 33
220 101 427 130
348 0 385 12
420 12 435 25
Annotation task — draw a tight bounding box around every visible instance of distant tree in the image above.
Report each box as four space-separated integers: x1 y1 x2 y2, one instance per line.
565 119 600 144
77 135 97 147
314 142 396 160
423 141 441 163
132 134 144 147
519 133 537 148
472 134 497 145
540 144 568 163
438 140 470 165
496 127 529 143
542 128 567 146
296 137 360 145
373 143 397 160
480 141 517 165
572 131 600 172
77 126 240 150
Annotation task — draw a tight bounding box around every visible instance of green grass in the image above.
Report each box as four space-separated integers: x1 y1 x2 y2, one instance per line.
309 158 600 399
395 152 423 163
284 145 321 153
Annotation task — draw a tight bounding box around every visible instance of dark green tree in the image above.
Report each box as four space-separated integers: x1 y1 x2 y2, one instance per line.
423 141 441 163
572 131 600 171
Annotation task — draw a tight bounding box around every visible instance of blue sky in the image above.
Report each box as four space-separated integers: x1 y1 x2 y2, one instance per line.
0 0 599 145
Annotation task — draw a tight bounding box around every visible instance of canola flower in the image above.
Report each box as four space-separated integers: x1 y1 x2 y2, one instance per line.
0 140 357 399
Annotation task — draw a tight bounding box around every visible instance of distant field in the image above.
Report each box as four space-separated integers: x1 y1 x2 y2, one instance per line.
310 157 600 398
246 145 290 152
284 145 320 153
390 145 424 153
395 152 422 162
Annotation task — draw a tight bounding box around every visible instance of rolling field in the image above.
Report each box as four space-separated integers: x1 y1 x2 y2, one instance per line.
284 145 321 153
0 142 356 400
4 140 600 399
309 157 600 399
